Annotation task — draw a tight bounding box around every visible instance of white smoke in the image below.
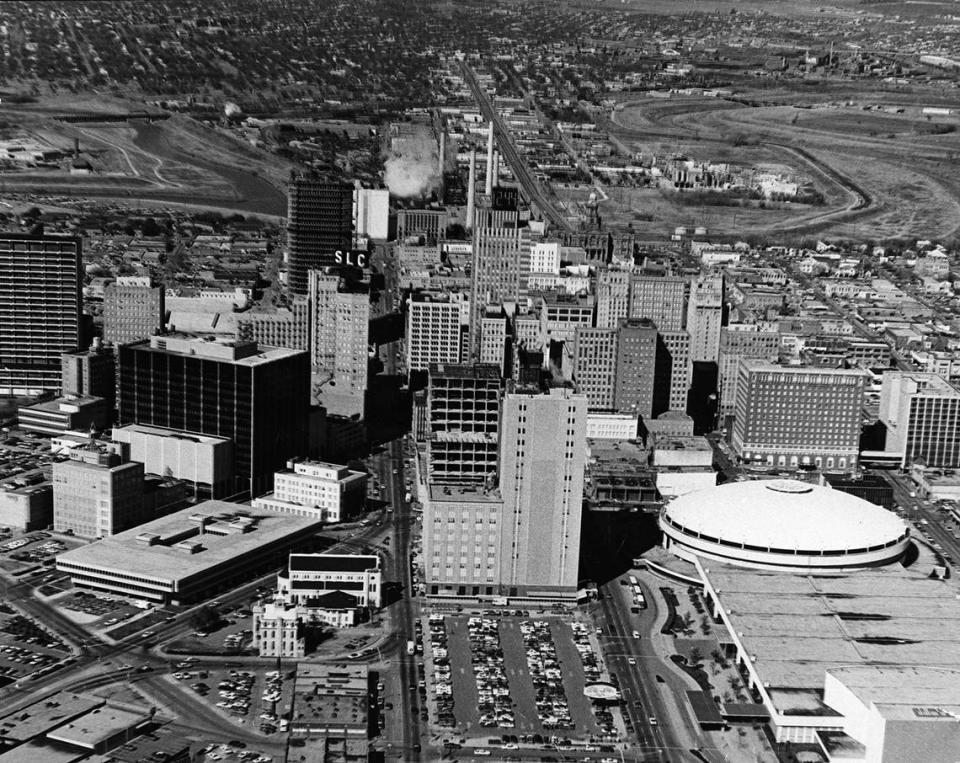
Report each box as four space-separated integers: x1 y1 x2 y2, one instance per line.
384 133 440 198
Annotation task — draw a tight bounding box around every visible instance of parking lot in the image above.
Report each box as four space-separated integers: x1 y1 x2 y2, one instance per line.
50 589 145 629
0 605 71 686
198 741 274 763
0 532 80 575
180 664 294 735
433 614 600 741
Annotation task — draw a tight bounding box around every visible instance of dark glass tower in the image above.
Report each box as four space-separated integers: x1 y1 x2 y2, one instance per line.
287 175 354 295
118 336 310 497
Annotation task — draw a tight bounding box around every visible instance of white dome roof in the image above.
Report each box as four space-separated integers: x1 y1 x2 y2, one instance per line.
663 479 906 554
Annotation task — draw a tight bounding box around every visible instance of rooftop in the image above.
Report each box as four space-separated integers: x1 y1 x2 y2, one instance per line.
47 705 151 748
289 554 380 573
128 335 305 366
429 363 501 381
665 479 906 553
700 543 960 696
429 482 501 502
0 693 102 743
56 501 323 583
112 423 231 446
653 436 712 452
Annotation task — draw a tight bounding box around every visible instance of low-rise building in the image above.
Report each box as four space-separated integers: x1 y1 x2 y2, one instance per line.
55 501 325 604
111 424 234 500
0 482 53 532
252 459 367 523
18 396 111 437
278 553 382 609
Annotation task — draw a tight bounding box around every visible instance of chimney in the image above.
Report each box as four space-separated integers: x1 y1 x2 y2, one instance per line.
485 121 494 196
438 130 446 180
466 148 476 232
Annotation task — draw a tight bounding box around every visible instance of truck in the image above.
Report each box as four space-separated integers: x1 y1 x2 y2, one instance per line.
404 491 412 503
406 640 416 655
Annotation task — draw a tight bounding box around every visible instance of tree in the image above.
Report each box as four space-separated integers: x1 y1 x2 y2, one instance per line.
689 647 704 666
190 605 220 632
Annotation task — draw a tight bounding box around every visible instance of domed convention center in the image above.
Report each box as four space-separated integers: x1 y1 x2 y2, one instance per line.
659 478 910 571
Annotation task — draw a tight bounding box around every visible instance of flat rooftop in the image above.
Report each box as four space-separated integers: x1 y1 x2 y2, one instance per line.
701 543 960 702
429 363 501 381
112 423 230 446
0 693 102 743
429 483 502 502
653 436 711 452
47 706 150 748
56 501 323 584
129 335 304 367
0 743 87 763
294 664 368 730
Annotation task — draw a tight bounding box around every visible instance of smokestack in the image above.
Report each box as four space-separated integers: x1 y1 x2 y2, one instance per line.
467 148 476 232
438 130 446 180
485 122 494 196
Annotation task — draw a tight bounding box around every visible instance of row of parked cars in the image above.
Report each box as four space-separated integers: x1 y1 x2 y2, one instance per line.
216 671 255 717
520 621 572 730
427 615 455 728
571 622 617 738
468 616 515 728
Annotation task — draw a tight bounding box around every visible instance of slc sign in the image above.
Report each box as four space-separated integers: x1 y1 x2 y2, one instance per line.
334 250 367 268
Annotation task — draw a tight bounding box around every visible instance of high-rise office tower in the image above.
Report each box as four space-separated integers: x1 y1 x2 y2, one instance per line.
613 318 669 419
731 359 866 471
61 338 116 413
628 273 687 331
498 387 587 600
469 225 530 360
103 276 165 345
595 267 631 329
118 335 310 496
660 330 691 412
407 293 467 373
307 271 369 415
573 327 618 410
718 326 780 417
879 371 960 468
687 274 724 362
287 175 354 295
426 363 501 485
0 233 82 395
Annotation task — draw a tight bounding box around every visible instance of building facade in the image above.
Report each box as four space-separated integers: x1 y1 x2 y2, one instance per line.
252 459 367 522
427 364 501 485
879 371 960 468
660 330 691 412
595 267 631 329
61 339 116 413
0 233 82 395
628 273 687 331
497 387 587 600
53 447 146 538
287 176 354 295
718 326 781 417
117 336 310 497
731 360 866 471
103 277 165 345
573 327 617 410
614 319 668 420
278 553 382 609
686 274 724 363
406 293 466 373
111 424 234 499
469 226 529 359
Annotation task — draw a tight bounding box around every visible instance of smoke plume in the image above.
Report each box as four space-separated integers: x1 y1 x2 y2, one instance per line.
384 133 440 198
